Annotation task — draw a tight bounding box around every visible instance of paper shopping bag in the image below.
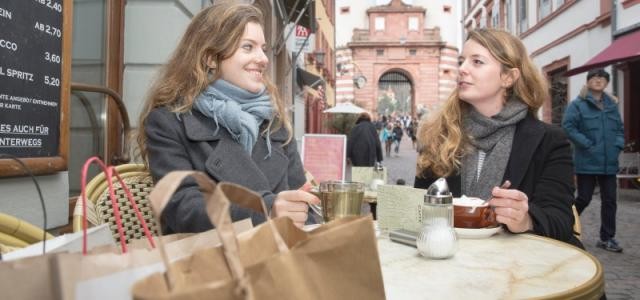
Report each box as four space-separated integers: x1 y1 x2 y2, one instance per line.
132 171 386 300
2 223 114 261
57 219 252 300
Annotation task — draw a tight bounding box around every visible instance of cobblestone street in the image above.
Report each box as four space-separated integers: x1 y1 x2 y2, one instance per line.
382 136 640 299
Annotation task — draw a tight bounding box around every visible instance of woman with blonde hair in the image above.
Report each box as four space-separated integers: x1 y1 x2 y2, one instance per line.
137 2 318 233
414 29 581 247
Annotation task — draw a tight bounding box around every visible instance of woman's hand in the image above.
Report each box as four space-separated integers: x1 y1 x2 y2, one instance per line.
272 190 320 228
489 186 533 233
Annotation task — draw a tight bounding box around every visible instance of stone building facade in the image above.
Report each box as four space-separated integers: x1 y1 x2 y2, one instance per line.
343 0 458 119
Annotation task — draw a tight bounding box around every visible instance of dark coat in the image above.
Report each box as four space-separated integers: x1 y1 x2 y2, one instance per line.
561 89 624 175
392 126 403 141
145 107 306 234
347 120 383 166
415 114 583 248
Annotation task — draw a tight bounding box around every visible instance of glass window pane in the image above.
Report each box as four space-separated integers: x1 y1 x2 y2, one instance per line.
375 17 385 31
408 17 418 31
69 0 108 194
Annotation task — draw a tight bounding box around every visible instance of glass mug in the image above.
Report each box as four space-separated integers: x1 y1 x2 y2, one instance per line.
309 181 365 222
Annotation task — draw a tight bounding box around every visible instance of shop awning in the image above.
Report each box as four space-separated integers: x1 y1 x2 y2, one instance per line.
565 30 640 76
296 67 324 90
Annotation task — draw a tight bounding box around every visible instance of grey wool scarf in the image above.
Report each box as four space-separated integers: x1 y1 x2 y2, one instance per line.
193 79 274 158
461 98 528 200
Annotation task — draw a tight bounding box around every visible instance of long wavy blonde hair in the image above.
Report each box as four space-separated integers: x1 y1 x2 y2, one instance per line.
416 28 549 177
136 2 292 164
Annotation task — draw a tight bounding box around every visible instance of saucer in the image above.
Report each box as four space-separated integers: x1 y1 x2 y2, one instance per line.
454 226 502 239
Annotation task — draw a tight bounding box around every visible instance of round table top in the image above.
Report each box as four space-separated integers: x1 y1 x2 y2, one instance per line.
378 232 604 299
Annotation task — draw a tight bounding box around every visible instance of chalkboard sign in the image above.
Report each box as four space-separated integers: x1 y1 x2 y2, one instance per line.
0 0 71 177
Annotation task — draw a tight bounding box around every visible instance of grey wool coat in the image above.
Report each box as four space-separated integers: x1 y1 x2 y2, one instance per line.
145 107 307 234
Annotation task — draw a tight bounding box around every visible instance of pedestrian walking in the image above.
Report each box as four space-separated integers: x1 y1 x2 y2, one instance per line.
392 122 404 154
347 112 383 167
381 123 393 157
406 120 418 149
414 28 581 248
562 68 624 253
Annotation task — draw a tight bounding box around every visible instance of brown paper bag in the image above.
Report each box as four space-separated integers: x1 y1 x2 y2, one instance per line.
132 171 386 300
56 219 252 300
0 219 252 300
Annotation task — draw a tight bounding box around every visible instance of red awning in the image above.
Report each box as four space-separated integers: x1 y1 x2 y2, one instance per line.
565 29 640 76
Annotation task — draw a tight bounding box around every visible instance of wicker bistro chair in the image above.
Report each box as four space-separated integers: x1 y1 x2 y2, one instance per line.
0 212 54 254
617 152 640 189
72 164 160 245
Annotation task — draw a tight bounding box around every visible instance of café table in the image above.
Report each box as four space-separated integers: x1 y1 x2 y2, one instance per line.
377 230 604 299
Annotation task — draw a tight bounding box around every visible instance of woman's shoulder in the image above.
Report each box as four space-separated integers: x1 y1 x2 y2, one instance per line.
147 106 172 120
515 115 568 148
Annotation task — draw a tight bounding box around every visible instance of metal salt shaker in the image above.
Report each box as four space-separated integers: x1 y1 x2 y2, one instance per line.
416 178 458 259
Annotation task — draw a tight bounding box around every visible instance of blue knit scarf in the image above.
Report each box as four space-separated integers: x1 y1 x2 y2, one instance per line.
193 79 273 158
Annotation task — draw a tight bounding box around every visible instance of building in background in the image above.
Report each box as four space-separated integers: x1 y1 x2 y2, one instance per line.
462 0 639 146
335 0 461 121
294 0 334 135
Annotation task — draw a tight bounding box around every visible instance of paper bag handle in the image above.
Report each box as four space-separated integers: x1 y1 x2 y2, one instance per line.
80 157 156 254
149 171 289 296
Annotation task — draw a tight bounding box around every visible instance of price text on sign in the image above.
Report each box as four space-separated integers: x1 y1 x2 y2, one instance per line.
0 0 63 158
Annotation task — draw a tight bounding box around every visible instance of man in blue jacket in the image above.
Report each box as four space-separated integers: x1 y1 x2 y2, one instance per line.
562 68 625 252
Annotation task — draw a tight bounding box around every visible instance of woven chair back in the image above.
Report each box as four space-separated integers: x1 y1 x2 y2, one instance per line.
94 171 160 244
73 164 160 245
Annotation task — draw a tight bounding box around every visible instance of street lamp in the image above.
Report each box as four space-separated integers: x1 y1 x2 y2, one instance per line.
337 60 367 89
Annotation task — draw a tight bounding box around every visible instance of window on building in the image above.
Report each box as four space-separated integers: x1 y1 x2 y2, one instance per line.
518 0 528 33
539 0 552 20
491 9 499 28
443 5 452 13
408 17 419 31
375 17 385 31
506 0 513 32
483 7 491 27
409 49 417 56
376 49 384 56
492 0 500 28
554 0 565 8
340 6 350 14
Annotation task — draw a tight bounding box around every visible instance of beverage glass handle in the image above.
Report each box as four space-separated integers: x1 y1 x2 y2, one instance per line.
309 203 323 216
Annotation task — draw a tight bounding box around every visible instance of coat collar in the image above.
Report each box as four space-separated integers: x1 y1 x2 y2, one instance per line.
503 113 544 188
180 109 290 192
182 109 289 142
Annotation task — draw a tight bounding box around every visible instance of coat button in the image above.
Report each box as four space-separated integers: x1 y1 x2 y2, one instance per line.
214 158 222 168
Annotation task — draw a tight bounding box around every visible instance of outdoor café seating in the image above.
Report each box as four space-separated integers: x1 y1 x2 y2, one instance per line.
71 164 159 244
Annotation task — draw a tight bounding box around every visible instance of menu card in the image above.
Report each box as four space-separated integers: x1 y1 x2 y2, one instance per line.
301 134 346 183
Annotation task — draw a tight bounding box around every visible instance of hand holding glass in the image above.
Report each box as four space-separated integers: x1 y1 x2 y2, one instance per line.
309 181 365 222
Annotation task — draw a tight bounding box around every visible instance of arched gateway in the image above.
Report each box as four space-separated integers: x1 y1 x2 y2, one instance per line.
377 71 413 118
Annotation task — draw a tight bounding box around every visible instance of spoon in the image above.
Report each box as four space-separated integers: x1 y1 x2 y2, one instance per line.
469 180 511 213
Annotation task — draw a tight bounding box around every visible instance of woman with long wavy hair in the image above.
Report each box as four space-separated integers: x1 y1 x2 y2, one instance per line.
414 29 581 247
137 2 318 233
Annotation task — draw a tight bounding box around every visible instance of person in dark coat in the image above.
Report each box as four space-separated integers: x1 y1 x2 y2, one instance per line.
414 29 581 248
136 3 318 233
392 122 404 154
347 112 383 166
562 68 624 252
